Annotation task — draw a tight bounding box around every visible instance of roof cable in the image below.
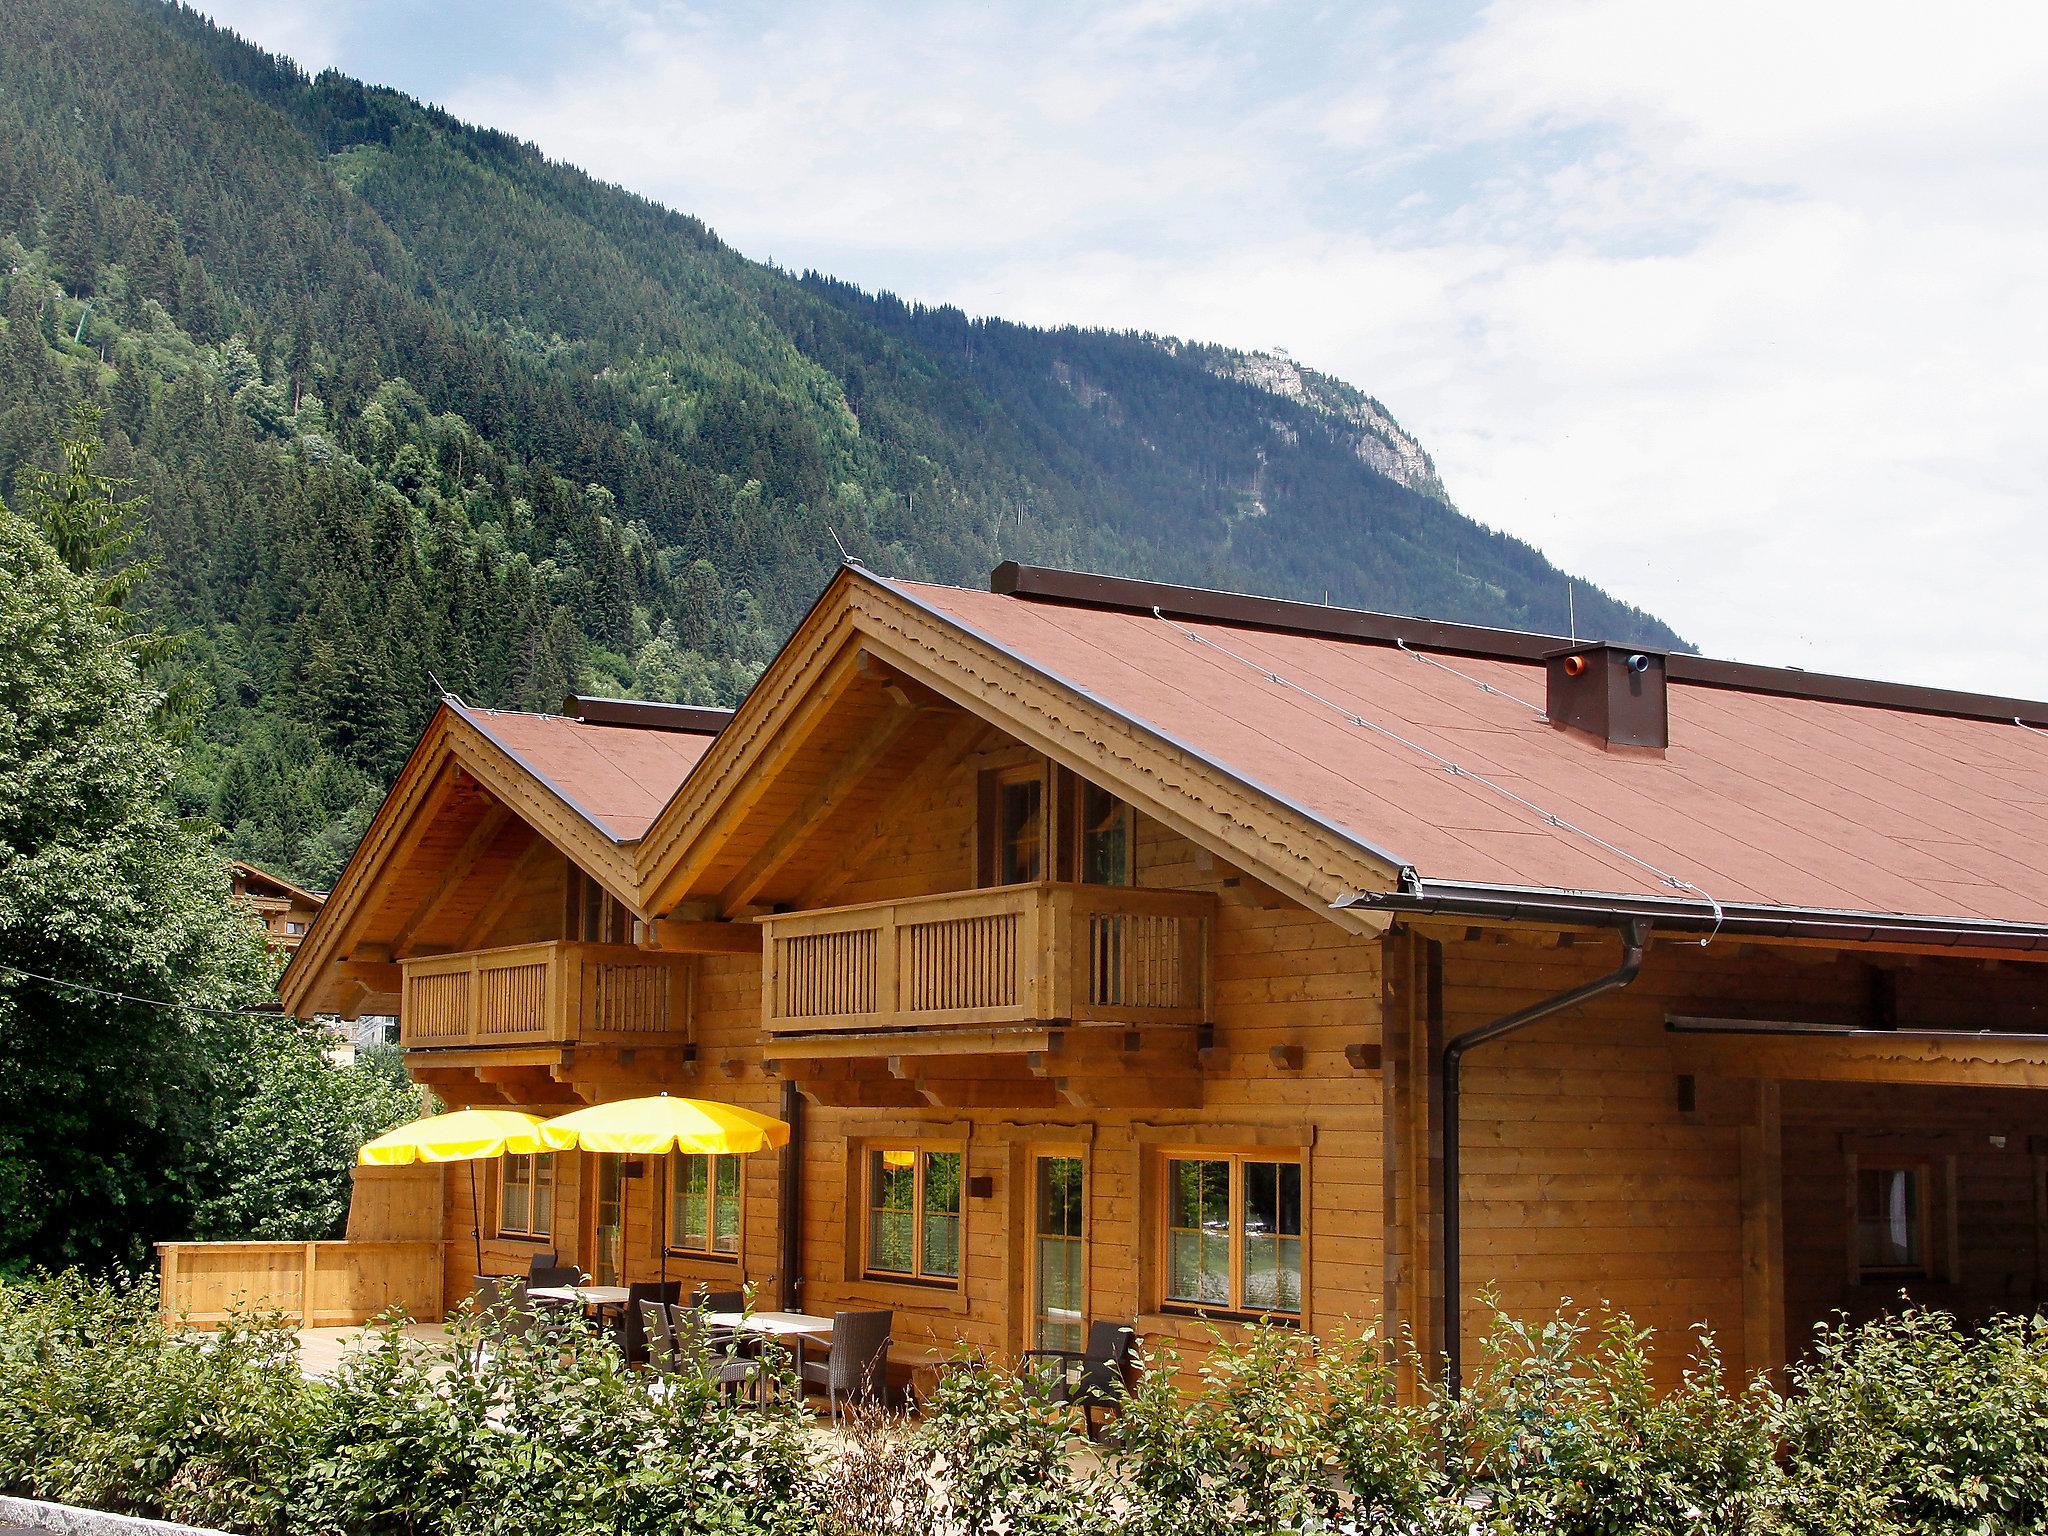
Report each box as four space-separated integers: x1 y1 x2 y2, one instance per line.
1153 608 1723 945
1395 638 1547 718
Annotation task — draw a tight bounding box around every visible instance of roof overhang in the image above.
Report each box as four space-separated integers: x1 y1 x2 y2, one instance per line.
1342 878 2048 958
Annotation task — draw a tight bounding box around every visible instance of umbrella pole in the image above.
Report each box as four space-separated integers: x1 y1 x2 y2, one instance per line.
659 1153 668 1289
469 1161 483 1276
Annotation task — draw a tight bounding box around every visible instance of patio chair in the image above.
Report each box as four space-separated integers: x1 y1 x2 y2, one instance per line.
468 1274 531 1366
1019 1321 1137 1440
523 1252 562 1281
641 1298 681 1373
671 1302 764 1404
528 1263 581 1290
799 1309 893 1424
617 1280 682 1364
690 1288 761 1359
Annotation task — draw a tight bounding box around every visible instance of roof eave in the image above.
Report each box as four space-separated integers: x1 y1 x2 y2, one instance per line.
1342 879 2048 955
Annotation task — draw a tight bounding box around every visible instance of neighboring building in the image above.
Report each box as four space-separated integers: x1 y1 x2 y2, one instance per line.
231 860 326 952
279 563 2048 1392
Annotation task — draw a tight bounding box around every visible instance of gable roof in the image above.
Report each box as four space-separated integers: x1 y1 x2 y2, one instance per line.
884 567 2048 937
451 701 719 842
231 859 326 908
278 697 725 1016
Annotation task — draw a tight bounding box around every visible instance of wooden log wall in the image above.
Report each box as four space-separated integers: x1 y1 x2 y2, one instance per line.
1419 929 2048 1387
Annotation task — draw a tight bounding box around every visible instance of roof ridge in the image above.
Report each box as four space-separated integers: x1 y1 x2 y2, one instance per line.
987 562 2048 728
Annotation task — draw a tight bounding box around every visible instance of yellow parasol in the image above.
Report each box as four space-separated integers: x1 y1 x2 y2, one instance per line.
359 1109 551 1273
537 1094 791 1283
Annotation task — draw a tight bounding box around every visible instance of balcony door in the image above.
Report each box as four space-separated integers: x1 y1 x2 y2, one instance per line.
589 1154 625 1286
1029 1151 1087 1353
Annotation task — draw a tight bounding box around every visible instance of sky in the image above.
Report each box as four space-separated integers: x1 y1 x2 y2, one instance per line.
195 0 2048 696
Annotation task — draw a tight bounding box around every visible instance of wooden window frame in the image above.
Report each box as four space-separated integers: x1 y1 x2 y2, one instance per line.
565 867 630 945
1056 769 1135 886
978 763 1050 888
861 1140 967 1287
1026 1143 1091 1354
496 1152 555 1242
1154 1147 1306 1323
1851 1157 1936 1282
665 1151 744 1261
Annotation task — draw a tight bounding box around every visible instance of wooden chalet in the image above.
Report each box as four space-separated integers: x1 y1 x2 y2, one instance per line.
270 563 2048 1390
231 859 326 952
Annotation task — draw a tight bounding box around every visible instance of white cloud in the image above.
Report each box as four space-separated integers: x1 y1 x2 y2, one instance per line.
189 0 347 72
197 0 2048 695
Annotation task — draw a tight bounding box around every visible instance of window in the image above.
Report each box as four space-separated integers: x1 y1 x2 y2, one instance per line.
1076 782 1133 886
1032 1154 1087 1352
865 1146 963 1282
668 1153 743 1257
498 1153 554 1239
566 868 630 944
996 773 1044 885
286 920 307 935
1856 1164 1928 1277
1162 1154 1302 1318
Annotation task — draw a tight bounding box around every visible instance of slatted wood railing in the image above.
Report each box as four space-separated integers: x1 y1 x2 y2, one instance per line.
398 941 692 1049
761 883 1213 1035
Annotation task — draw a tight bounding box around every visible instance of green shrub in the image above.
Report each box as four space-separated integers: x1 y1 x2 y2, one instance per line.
1444 1304 1784 1535
8 1269 2048 1536
1778 1305 2048 1536
0 1270 317 1534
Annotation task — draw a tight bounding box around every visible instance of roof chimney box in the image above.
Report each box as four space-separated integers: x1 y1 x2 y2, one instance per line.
1545 643 1668 752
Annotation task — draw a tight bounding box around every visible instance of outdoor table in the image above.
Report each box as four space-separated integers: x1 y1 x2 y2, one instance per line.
529 1284 633 1328
704 1311 833 1401
704 1309 834 1339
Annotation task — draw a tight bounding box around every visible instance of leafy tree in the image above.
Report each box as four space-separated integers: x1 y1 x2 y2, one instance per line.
0 502 274 1273
16 400 148 609
189 1027 419 1242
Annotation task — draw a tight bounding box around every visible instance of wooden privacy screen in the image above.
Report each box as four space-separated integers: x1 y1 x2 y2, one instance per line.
761 883 1214 1034
156 1240 444 1328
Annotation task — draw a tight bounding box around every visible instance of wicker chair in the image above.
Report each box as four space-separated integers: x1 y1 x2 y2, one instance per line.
523 1252 562 1281
671 1303 763 1403
468 1274 531 1365
617 1280 682 1364
1019 1321 1137 1440
799 1309 893 1424
640 1298 680 1372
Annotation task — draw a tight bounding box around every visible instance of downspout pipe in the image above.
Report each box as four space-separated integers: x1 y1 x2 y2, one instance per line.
777 1078 805 1312
1439 918 1650 1397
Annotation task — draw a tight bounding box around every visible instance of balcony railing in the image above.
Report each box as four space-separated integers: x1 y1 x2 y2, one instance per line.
398 941 692 1050
760 883 1214 1036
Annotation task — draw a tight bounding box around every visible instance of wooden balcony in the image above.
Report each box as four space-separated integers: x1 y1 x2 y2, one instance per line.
760 883 1214 1038
398 941 692 1051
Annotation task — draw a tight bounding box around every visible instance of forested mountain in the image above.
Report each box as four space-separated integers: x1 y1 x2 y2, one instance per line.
0 0 1681 887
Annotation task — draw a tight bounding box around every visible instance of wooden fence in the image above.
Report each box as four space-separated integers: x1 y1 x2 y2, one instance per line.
157 1239 444 1328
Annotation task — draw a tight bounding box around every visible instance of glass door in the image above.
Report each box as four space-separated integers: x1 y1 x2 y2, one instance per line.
1031 1154 1086 1352
591 1154 625 1285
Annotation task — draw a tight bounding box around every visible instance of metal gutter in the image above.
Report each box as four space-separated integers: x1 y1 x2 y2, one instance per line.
1342 881 2048 955
1440 920 1650 1397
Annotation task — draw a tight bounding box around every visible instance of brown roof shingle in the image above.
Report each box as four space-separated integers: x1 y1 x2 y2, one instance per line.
889 577 2048 927
454 704 716 842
